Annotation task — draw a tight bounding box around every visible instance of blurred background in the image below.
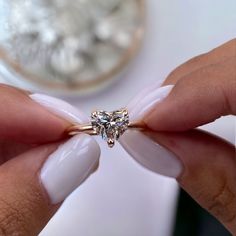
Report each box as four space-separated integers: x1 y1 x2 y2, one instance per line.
0 0 235 235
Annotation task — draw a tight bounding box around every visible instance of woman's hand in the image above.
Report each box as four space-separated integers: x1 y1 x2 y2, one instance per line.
0 85 100 235
122 39 236 234
0 39 234 235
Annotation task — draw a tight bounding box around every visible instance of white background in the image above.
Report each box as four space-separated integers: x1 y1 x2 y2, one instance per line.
1 0 236 235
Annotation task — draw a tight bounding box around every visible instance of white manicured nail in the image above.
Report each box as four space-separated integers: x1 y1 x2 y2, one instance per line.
41 134 100 204
121 84 181 178
30 94 101 203
120 130 182 178
128 85 174 122
127 80 163 110
30 93 88 123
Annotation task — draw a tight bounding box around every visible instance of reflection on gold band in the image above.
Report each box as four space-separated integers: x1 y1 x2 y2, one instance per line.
67 121 147 136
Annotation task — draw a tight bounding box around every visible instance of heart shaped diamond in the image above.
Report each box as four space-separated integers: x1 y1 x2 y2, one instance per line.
91 108 129 147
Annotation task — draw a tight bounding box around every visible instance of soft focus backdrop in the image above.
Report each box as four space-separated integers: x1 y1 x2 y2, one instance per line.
0 0 236 235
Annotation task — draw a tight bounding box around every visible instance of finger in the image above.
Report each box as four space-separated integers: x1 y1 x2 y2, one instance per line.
121 129 236 234
145 55 236 131
163 39 236 85
0 84 69 143
0 90 91 165
147 130 236 234
0 134 100 235
0 140 34 165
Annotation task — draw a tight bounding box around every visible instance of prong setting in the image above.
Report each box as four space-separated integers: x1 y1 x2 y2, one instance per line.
91 108 129 147
67 108 146 148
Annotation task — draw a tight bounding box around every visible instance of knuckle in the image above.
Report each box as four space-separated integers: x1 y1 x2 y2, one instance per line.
206 180 236 224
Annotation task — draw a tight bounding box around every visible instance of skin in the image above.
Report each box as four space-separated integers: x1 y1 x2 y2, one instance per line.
0 85 69 235
145 39 236 234
0 39 234 235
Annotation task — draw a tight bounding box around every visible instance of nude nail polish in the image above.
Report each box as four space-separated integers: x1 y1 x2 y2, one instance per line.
120 84 182 178
30 93 101 204
30 93 88 123
41 134 100 204
120 130 182 178
128 85 174 122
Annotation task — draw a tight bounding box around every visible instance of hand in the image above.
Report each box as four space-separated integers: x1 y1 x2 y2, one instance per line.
0 85 100 235
122 39 236 234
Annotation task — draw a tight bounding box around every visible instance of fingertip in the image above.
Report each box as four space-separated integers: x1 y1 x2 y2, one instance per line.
0 85 69 143
40 134 100 204
30 93 89 124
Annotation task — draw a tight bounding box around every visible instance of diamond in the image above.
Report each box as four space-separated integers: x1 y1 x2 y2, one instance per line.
91 108 129 147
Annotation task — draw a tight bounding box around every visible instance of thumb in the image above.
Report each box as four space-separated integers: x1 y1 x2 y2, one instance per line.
121 129 236 234
0 134 100 236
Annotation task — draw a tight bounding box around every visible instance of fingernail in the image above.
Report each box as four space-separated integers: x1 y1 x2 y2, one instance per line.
128 85 174 122
41 134 100 204
120 130 183 178
127 80 163 109
30 93 88 123
30 94 101 204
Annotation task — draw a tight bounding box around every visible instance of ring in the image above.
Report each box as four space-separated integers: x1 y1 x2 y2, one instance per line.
67 108 146 148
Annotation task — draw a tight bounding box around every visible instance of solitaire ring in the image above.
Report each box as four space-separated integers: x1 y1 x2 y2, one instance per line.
67 108 146 148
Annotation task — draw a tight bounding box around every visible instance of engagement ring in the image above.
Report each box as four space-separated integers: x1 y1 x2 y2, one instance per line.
68 108 146 148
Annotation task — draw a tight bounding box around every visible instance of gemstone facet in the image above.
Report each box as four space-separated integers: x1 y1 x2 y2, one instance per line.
91 108 129 147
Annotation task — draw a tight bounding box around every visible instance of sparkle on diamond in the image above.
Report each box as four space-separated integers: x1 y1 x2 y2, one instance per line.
91 108 129 146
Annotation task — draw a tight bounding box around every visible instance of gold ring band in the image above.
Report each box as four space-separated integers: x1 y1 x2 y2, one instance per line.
67 122 146 136
67 108 147 148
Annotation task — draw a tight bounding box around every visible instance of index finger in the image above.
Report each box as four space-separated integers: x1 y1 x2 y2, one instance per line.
0 84 69 143
145 40 236 131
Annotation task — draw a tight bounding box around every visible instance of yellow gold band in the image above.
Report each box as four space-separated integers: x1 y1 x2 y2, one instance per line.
67 122 146 137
